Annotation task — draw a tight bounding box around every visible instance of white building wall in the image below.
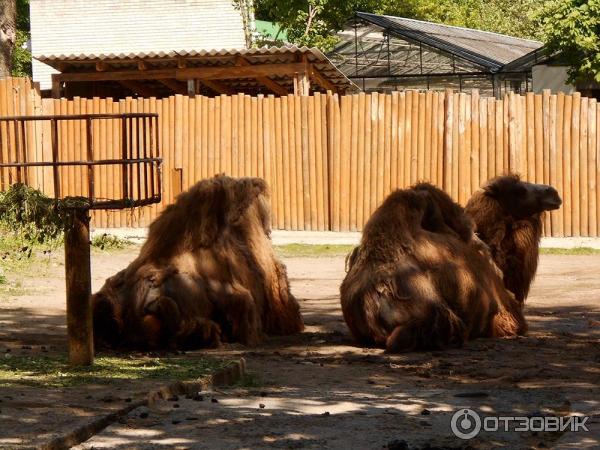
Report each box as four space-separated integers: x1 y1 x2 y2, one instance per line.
30 0 247 89
532 65 575 94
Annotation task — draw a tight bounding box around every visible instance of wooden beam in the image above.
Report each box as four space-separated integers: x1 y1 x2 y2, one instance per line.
200 79 236 95
236 56 288 96
158 78 187 94
308 64 337 93
118 80 158 97
51 75 62 98
54 63 306 82
95 61 106 72
137 59 148 71
177 57 187 69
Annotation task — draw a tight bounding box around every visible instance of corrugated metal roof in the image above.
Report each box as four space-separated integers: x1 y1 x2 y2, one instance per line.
36 46 358 95
356 12 542 70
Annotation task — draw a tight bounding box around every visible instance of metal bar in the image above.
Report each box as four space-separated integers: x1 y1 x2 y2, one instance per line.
148 115 155 198
0 157 162 168
0 113 159 122
51 119 60 198
134 117 141 202
85 118 95 202
128 117 133 200
142 117 149 200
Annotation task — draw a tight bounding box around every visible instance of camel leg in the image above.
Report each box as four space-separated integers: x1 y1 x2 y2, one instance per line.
210 281 263 346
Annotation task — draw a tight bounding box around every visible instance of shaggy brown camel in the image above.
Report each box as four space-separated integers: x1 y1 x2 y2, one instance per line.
92 175 304 350
341 183 526 353
465 175 562 303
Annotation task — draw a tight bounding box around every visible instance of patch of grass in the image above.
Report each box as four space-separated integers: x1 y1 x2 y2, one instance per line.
91 233 132 251
274 243 355 258
540 247 600 255
0 354 233 388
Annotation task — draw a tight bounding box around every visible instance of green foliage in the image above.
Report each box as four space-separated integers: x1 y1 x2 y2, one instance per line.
536 0 600 84
0 183 65 244
0 354 232 388
254 0 543 51
91 233 131 250
11 0 31 77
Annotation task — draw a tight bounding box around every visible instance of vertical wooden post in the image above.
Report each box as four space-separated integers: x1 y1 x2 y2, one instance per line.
65 208 93 366
51 76 62 99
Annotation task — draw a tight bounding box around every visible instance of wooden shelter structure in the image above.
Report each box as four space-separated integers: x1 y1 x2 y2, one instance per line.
36 46 357 99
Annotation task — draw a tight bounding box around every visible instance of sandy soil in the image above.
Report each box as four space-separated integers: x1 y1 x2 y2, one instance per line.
1 249 599 449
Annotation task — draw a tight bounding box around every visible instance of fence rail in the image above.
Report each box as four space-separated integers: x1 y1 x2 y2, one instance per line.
0 77 599 236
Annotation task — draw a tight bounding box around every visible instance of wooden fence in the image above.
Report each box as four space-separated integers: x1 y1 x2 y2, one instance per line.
0 77 599 236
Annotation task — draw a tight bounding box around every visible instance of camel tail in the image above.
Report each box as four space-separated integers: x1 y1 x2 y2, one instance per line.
385 302 467 353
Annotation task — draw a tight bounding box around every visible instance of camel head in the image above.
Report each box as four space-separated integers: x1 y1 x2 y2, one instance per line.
484 175 562 220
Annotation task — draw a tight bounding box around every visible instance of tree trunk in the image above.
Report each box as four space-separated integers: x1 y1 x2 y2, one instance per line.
0 0 16 78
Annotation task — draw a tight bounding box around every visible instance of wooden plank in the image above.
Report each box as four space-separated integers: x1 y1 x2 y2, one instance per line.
495 99 503 176
478 96 487 186
410 91 419 184
307 96 318 230
349 94 359 231
257 95 265 179
469 90 479 192
534 94 544 185
424 90 433 182
397 92 406 190
526 92 535 181
443 89 453 192
294 95 304 230
589 99 597 236
371 93 380 216
331 94 341 231
555 93 565 236
320 94 329 230
282 96 294 229
571 92 581 236
390 91 399 189
436 93 445 185
363 92 372 222
339 94 351 231
314 93 325 230
580 97 589 235
563 94 573 236
486 98 495 180
405 91 413 189
384 93 392 195
457 93 467 204
301 95 312 229
542 90 552 234
243 94 251 176
275 97 286 229
549 94 559 236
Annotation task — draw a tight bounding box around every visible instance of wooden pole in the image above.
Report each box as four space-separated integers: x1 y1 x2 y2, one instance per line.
65 208 93 366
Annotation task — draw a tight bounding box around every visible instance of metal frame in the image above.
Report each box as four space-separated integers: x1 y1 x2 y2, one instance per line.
0 113 162 210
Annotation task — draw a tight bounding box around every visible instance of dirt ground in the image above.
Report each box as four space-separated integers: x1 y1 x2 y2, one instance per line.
1 248 599 449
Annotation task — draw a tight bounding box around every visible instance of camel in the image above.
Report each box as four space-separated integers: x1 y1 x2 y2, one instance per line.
465 175 562 303
92 175 304 350
340 183 526 353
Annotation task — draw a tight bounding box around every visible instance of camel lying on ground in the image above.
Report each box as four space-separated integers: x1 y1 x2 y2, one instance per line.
92 175 304 350
340 183 526 353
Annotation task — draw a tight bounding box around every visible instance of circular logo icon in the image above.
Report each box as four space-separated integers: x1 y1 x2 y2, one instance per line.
451 408 481 439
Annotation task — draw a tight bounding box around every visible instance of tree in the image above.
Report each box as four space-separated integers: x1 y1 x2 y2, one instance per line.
0 0 16 77
254 0 543 51
537 0 600 84
12 0 30 77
